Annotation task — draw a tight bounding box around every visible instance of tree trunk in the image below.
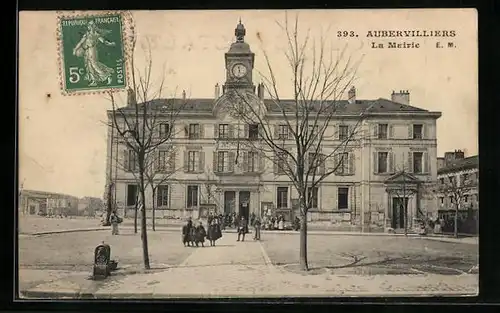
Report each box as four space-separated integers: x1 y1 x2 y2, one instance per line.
104 184 113 226
454 204 459 238
404 204 408 236
152 188 156 231
138 153 151 270
299 195 309 271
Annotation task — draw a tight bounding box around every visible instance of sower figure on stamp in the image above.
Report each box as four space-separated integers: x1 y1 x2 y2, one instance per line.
72 20 116 87
237 216 248 242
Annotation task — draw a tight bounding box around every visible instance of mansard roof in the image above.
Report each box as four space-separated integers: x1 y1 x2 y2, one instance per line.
115 97 434 116
437 155 479 175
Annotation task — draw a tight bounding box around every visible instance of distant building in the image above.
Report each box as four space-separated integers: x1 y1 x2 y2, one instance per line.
19 190 79 216
437 150 466 170
78 197 104 217
437 152 479 220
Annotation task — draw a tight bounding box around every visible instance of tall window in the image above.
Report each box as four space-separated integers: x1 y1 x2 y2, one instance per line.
158 150 169 172
159 123 170 138
219 124 229 139
338 152 349 174
188 123 200 139
413 124 423 139
218 151 228 172
338 187 349 210
462 173 469 185
277 152 287 174
126 184 138 206
248 124 259 139
377 152 388 173
339 125 349 141
378 124 388 139
157 185 169 207
307 187 318 209
126 149 137 172
277 187 288 208
248 151 258 172
187 151 198 172
413 152 423 173
187 185 199 207
278 125 289 140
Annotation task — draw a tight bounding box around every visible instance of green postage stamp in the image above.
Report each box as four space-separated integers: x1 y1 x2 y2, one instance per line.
57 12 129 94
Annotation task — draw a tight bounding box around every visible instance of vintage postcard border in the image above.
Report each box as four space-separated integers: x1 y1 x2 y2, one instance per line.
56 10 135 96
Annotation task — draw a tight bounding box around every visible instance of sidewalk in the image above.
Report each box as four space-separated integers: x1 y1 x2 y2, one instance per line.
19 235 478 298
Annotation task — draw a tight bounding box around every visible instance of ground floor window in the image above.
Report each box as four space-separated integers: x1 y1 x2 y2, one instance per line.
187 185 199 208
338 187 349 210
307 187 318 209
126 184 138 206
157 185 169 207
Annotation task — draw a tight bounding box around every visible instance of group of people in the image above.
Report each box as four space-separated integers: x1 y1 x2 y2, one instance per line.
182 216 223 247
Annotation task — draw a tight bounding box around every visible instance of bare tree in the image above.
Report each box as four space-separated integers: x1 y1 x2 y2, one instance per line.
228 14 366 271
106 31 186 268
438 174 475 238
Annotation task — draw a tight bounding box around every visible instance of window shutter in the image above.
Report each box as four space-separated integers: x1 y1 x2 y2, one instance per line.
183 151 188 172
274 125 279 139
388 152 394 173
373 152 378 174
184 124 189 138
198 151 205 173
228 151 235 172
169 152 176 172
244 124 249 138
199 124 205 139
170 124 175 138
408 125 413 139
423 151 429 173
213 151 218 173
334 153 340 175
273 154 278 174
214 124 219 139
123 150 129 171
259 152 265 172
155 151 160 172
335 125 340 140
348 125 354 140
373 124 378 138
156 189 161 207
422 124 427 139
388 125 394 139
349 153 355 175
407 152 413 173
228 124 234 138
242 151 249 172
319 154 326 175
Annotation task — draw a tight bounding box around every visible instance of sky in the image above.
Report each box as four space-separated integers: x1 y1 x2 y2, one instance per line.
18 9 478 198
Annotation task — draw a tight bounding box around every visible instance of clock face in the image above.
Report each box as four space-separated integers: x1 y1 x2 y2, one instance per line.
232 63 247 78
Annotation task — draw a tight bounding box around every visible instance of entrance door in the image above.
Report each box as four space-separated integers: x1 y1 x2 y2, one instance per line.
392 197 408 229
239 191 250 221
224 191 236 214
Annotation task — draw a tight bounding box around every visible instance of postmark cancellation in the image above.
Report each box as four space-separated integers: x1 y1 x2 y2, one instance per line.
56 11 134 96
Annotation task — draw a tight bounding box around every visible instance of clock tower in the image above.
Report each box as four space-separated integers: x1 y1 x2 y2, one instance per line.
223 19 255 93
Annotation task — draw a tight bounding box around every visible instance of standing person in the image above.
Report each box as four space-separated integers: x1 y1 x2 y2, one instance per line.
208 212 214 226
253 216 261 241
194 221 207 247
237 216 248 242
278 215 284 230
110 212 119 235
250 212 256 228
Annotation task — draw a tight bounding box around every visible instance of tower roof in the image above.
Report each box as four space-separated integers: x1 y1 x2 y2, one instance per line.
227 19 252 54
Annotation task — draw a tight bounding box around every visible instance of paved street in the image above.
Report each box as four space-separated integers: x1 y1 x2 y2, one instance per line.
18 224 478 298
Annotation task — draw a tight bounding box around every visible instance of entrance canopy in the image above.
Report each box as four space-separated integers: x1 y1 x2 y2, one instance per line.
384 171 422 194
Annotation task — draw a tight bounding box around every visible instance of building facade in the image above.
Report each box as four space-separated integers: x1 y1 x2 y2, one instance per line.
19 190 79 216
436 153 479 220
105 21 442 230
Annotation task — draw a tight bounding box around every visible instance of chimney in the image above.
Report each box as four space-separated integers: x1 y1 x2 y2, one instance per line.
391 90 410 105
347 86 356 104
258 83 264 99
182 90 186 100
215 83 220 99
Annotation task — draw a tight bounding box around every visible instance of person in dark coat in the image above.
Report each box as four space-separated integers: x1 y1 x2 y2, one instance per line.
237 216 248 242
182 218 194 246
253 216 261 241
194 221 207 247
207 213 214 226
207 219 222 246
250 212 256 227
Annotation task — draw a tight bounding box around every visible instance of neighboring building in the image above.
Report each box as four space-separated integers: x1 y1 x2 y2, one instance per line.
19 190 79 216
437 150 466 170
105 21 442 230
437 153 479 220
78 197 104 217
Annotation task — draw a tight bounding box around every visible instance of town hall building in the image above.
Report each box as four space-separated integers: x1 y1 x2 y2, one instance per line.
105 21 442 231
